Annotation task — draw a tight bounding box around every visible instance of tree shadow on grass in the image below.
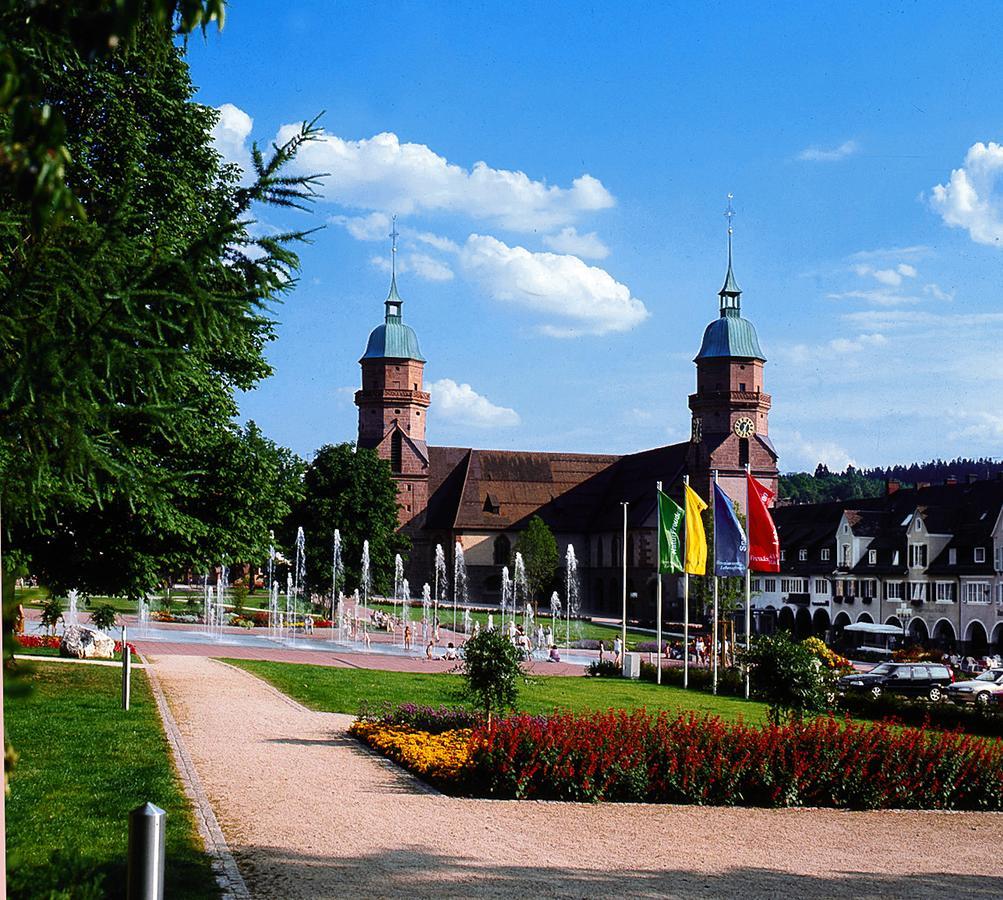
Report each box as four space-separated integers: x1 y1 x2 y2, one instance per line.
228 846 1003 899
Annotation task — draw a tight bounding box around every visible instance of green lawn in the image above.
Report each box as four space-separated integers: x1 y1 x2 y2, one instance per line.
5 661 218 899
225 658 768 724
367 600 653 649
13 645 139 661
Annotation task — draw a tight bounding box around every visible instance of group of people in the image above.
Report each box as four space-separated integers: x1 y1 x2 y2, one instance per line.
944 652 1002 674
659 635 733 668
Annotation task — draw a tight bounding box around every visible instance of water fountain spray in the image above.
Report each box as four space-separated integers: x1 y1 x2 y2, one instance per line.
565 544 580 649
66 589 79 627
434 544 447 630
332 529 343 619
453 541 468 634
500 565 511 633
361 540 371 610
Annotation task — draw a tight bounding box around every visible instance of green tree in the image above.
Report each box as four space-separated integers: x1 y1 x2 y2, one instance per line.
741 633 837 725
286 444 407 598
460 629 522 724
0 13 319 596
514 515 559 608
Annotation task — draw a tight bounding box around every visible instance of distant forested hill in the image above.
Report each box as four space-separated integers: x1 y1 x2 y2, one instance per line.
779 457 1003 504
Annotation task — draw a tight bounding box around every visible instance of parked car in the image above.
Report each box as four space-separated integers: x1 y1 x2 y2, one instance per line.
837 662 954 702
946 668 1003 707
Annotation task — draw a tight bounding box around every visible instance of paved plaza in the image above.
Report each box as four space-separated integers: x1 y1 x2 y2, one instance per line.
150 653 1003 899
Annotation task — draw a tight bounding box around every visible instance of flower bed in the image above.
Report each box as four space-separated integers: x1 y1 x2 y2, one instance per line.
359 701 482 733
465 710 1003 809
349 720 472 790
14 634 138 657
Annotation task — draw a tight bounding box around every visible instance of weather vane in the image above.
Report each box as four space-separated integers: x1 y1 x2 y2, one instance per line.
389 214 399 278
724 193 736 235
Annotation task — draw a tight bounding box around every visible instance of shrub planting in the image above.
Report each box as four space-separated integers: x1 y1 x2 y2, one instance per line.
358 701 483 733
465 709 1003 810
585 659 622 678
741 633 838 724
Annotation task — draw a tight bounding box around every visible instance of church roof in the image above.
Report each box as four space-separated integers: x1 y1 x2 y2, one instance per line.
695 314 766 361
361 275 426 362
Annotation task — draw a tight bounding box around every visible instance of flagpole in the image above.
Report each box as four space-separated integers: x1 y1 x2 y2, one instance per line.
744 462 752 700
656 480 663 686
683 474 690 690
621 501 628 667
712 469 719 696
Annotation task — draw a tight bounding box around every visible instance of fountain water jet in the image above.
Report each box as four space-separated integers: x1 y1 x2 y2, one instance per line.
434 544 448 633
452 542 468 634
565 545 581 648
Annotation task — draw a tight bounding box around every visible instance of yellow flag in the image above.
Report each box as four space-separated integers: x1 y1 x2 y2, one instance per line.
684 484 709 575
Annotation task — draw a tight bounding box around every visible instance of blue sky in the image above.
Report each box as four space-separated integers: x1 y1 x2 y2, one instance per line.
187 1 1003 472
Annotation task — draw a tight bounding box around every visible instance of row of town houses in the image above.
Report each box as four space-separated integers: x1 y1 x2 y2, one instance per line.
754 476 1003 653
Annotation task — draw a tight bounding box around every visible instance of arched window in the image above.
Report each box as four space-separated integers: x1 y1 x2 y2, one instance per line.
493 534 510 566
390 430 402 473
739 437 749 469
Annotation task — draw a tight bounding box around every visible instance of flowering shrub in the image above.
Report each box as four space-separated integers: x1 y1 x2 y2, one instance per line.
359 701 482 733
585 659 621 678
14 634 60 649
803 636 854 674
349 720 472 790
150 610 173 622
466 710 1003 809
14 634 137 657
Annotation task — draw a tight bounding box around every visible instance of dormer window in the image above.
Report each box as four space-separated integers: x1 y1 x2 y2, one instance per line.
949 548 957 566
821 548 831 561
780 550 786 562
915 519 922 532
975 547 986 563
843 524 849 534
483 493 501 515
868 549 877 565
798 549 807 561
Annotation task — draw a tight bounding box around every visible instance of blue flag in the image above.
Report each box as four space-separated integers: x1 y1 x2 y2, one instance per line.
713 483 748 577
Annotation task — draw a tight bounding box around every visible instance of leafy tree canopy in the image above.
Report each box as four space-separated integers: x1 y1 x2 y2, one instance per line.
460 628 522 723
284 444 407 598
513 515 559 605
1 9 319 596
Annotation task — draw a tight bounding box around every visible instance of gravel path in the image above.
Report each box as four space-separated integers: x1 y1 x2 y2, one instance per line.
153 654 1003 899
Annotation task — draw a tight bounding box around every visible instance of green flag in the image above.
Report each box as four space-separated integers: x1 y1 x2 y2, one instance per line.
657 489 685 574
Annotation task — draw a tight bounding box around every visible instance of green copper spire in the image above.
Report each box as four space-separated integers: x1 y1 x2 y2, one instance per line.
360 215 425 362
719 193 741 316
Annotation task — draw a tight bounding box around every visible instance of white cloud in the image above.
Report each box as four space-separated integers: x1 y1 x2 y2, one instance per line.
211 103 254 175
458 234 648 336
777 429 858 471
428 379 520 428
410 230 459 253
948 411 1003 441
849 245 930 261
275 126 615 232
828 333 887 354
330 212 390 241
827 289 922 306
843 309 1003 330
931 141 1003 245
542 227 610 259
897 263 917 278
923 282 954 302
370 252 454 282
797 140 859 162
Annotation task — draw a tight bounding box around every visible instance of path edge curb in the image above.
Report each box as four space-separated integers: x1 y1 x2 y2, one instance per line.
142 652 252 900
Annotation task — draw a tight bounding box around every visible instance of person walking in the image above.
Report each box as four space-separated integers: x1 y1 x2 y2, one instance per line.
612 635 623 667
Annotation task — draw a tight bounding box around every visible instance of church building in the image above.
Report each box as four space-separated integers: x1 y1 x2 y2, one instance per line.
354 221 779 619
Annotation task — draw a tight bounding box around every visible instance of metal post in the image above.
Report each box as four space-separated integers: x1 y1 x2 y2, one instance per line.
621 501 628 668
121 624 131 711
712 469 719 695
745 462 752 699
683 475 690 690
127 802 166 899
656 480 663 685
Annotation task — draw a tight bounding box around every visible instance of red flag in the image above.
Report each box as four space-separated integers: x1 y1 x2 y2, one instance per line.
746 472 780 572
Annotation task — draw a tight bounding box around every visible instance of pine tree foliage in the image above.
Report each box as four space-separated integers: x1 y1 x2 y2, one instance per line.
0 11 319 595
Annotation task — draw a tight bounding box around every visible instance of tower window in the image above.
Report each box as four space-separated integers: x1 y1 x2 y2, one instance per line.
413 383 418 390
739 382 746 392
391 431 403 473
739 438 749 468
394 409 401 414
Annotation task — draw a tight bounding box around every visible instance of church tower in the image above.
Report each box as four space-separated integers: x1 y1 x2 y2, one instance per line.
355 219 431 525
687 197 778 511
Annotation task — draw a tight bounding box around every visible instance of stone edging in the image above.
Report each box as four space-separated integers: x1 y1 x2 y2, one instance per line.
141 653 252 900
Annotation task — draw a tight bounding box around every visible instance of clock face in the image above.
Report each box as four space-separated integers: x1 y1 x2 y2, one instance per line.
733 416 756 438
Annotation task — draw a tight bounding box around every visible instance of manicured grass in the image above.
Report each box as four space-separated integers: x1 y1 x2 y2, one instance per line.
5 661 218 899
367 600 652 648
14 646 139 661
225 658 768 724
